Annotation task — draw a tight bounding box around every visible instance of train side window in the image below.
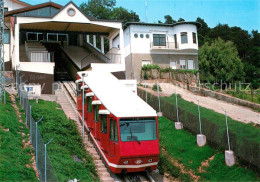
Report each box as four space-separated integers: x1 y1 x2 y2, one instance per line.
110 119 114 141
101 115 107 133
87 97 92 113
94 105 99 122
76 82 81 97
114 120 118 142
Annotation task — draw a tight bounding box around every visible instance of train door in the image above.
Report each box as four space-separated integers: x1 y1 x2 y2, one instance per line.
76 81 82 111
100 115 109 151
87 96 94 131
109 119 118 157
93 105 100 140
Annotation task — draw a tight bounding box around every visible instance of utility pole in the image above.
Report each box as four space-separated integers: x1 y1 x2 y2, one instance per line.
0 0 6 104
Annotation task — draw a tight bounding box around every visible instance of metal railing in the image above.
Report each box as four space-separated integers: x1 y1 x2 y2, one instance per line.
28 51 54 62
150 41 179 49
17 70 58 182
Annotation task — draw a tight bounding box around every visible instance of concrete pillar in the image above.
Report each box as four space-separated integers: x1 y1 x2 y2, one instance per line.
109 37 113 50
157 112 163 117
175 122 183 130
119 28 125 68
79 34 83 46
86 35 90 43
93 35 96 48
197 134 206 147
14 23 20 69
225 150 235 167
101 36 105 54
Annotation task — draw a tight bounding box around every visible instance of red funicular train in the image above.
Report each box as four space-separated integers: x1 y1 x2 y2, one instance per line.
76 71 159 173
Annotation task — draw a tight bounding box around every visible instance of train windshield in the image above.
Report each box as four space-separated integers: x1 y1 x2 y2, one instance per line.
119 118 157 142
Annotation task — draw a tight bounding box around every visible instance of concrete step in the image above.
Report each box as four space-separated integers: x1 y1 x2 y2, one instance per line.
96 163 105 168
95 160 103 165
101 177 115 182
99 172 111 179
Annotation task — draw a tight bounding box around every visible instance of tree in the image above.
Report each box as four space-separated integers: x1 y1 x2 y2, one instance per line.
196 17 211 46
111 7 140 23
80 0 115 19
80 0 139 23
164 15 176 24
199 38 244 84
177 18 185 22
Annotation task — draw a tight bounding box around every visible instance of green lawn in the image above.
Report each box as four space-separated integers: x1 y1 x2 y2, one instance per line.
31 99 99 182
0 93 37 181
158 117 259 181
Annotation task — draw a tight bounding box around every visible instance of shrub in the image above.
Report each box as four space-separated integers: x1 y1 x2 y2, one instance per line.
152 84 162 92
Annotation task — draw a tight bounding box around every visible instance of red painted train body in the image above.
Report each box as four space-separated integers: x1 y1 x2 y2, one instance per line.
76 71 159 173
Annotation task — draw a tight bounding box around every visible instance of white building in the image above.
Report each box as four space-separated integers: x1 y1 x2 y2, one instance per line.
116 22 201 80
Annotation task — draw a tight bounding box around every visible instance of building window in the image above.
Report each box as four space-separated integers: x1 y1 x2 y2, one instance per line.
146 34 150 39
101 115 107 133
94 105 99 122
27 32 43 41
140 34 144 38
67 8 76 17
87 97 92 113
188 60 194 69
4 30 10 44
192 32 197 44
180 60 186 69
4 7 8 12
170 61 176 69
181 32 188 44
26 86 33 92
134 33 138 38
153 34 166 46
142 60 151 66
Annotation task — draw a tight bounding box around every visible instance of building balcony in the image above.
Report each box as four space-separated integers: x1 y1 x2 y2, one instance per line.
150 42 179 50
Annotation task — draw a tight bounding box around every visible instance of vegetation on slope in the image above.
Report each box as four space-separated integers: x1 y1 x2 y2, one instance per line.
31 99 99 182
0 93 37 181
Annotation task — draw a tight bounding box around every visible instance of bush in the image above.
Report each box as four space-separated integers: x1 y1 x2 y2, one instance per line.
152 84 162 92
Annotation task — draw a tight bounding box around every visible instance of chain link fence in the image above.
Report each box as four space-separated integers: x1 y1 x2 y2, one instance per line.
17 69 58 182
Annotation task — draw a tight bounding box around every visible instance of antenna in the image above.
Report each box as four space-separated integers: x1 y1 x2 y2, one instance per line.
0 0 6 104
145 0 148 23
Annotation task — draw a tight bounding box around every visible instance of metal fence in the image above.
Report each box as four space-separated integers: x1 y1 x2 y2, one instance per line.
18 72 58 182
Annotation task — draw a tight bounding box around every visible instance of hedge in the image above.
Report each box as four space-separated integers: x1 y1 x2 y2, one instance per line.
138 88 260 171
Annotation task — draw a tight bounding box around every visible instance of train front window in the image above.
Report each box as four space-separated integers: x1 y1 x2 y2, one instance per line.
119 118 157 142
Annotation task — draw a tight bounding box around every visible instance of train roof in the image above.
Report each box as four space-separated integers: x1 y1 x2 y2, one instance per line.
77 71 157 118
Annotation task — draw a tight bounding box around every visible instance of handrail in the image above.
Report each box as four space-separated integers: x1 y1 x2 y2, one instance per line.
150 41 179 49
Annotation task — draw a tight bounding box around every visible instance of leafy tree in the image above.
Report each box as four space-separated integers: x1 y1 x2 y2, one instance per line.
164 15 176 24
80 0 139 23
177 18 185 22
199 38 244 84
111 7 139 23
196 17 211 46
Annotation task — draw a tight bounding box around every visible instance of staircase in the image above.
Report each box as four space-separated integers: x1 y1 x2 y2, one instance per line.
55 82 115 182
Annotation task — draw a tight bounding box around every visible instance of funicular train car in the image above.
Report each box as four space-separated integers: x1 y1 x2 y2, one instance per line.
76 71 159 173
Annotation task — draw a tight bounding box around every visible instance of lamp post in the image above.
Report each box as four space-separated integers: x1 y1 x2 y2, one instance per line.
82 73 86 140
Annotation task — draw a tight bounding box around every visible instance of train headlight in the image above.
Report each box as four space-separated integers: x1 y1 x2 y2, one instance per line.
148 159 153 163
124 160 129 165
135 160 143 164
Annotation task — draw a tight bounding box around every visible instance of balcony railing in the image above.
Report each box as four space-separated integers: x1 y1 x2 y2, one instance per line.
150 42 179 50
27 51 54 62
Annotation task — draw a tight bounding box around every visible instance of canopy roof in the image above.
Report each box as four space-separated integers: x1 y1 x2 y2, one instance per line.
78 71 157 118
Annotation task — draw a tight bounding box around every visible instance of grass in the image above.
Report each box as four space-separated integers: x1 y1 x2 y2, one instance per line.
158 117 259 181
31 99 99 182
162 94 260 145
0 93 37 181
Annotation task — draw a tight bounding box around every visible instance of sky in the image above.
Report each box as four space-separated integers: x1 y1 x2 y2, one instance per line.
23 0 260 32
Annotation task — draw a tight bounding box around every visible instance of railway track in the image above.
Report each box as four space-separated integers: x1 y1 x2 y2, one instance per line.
61 81 156 182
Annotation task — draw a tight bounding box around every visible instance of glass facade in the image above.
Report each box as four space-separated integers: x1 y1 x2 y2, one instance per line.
15 7 59 17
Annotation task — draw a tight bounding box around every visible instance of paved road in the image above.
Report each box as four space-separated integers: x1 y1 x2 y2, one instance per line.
145 83 259 124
